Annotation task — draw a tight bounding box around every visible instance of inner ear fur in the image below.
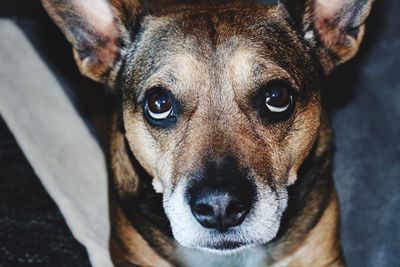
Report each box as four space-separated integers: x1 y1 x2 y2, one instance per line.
281 0 375 73
42 0 143 86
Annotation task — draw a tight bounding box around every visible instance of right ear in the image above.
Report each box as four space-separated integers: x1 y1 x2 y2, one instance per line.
280 0 375 74
42 0 142 86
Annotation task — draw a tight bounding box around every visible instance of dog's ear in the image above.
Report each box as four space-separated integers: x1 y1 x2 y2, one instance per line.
42 0 142 85
281 0 375 73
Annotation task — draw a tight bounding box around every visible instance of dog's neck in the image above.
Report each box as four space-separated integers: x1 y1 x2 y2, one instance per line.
108 111 342 267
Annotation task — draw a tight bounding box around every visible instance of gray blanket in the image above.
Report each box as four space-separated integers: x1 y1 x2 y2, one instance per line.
331 1 400 265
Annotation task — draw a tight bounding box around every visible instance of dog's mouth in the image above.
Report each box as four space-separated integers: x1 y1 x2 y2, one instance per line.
209 241 243 250
197 240 253 254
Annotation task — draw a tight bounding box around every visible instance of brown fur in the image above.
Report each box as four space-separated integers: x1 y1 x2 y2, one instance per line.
42 0 375 266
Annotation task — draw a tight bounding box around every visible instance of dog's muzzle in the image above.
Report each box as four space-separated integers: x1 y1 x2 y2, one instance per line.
165 156 286 252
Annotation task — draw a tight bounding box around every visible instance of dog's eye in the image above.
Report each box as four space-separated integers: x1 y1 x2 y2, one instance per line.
145 88 173 120
265 85 293 113
255 81 295 123
143 87 178 127
146 90 172 119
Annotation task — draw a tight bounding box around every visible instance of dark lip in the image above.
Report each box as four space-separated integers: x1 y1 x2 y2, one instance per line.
203 241 246 251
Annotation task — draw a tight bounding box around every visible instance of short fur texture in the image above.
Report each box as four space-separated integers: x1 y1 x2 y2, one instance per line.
42 0 375 266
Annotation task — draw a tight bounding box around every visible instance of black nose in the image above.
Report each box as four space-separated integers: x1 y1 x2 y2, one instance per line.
187 157 254 232
189 188 252 232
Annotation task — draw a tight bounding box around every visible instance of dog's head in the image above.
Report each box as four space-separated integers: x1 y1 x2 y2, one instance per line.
43 0 373 253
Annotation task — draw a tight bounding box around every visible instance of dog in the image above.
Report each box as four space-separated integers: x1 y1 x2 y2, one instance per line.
42 0 375 266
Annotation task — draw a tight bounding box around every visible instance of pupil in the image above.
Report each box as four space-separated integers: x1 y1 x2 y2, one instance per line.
149 91 171 113
267 87 289 107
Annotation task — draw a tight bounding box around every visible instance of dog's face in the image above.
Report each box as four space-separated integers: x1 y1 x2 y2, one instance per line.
121 6 322 251
43 0 373 253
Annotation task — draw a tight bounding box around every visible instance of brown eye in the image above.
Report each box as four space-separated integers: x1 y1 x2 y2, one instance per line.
265 86 292 113
145 88 173 120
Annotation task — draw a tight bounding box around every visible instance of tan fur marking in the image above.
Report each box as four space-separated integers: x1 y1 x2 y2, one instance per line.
287 98 321 185
283 191 343 267
110 205 172 267
110 119 139 196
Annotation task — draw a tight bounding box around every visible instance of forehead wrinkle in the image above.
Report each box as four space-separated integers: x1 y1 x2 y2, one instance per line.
203 38 242 113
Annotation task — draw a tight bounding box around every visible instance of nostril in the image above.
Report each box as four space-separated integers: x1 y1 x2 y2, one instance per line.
226 201 246 217
194 203 214 216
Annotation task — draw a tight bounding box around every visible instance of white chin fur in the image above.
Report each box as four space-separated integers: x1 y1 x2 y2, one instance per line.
176 244 269 267
163 179 288 250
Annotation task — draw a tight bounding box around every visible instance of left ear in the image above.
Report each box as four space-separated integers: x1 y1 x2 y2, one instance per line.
281 0 375 73
42 0 143 85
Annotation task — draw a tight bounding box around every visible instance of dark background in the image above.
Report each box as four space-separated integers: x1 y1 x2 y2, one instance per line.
0 0 399 266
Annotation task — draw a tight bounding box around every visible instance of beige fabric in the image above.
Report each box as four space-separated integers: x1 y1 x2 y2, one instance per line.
0 20 113 267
